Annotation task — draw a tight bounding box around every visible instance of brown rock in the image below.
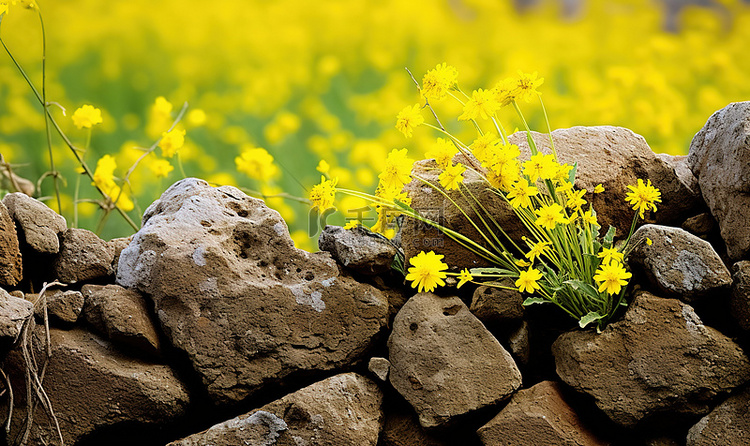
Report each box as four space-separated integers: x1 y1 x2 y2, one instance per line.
0 288 33 349
686 387 750 445
477 381 605 446
52 228 115 284
109 236 132 274
730 261 750 331
388 293 522 428
29 289 84 326
379 405 451 446
368 356 390 382
552 292 750 427
116 178 389 404
687 102 750 260
629 224 731 302
2 192 66 254
318 225 398 275
82 284 161 356
4 327 189 446
507 320 531 366
0 201 22 287
682 213 717 237
470 283 524 326
168 373 383 446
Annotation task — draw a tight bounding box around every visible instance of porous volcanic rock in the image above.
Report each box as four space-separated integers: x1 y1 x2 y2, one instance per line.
116 178 389 404
4 327 189 446
470 283 524 326
730 261 750 331
629 224 731 302
168 373 383 446
28 289 84 325
0 288 33 349
318 224 398 275
82 284 161 356
686 387 750 445
688 102 750 260
0 201 22 287
552 292 750 427
388 293 522 428
2 192 66 254
477 380 605 446
52 228 115 283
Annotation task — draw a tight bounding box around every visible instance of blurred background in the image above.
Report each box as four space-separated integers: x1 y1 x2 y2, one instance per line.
1 0 749 248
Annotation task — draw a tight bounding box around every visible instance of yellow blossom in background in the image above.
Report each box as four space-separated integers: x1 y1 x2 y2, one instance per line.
316 159 330 175
405 250 448 293
235 146 279 182
593 261 632 295
421 63 458 102
309 175 337 212
91 155 134 211
395 104 424 138
153 96 173 117
515 267 543 294
425 137 456 169
438 162 465 191
625 178 662 218
149 158 174 179
458 89 500 121
514 71 544 103
187 109 207 126
159 128 185 158
71 104 103 129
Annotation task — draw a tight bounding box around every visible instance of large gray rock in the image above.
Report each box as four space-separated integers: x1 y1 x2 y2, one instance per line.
730 261 750 331
688 102 750 260
82 284 161 356
52 228 115 283
470 283 524 326
116 178 389 404
0 288 33 349
4 327 189 446
477 381 605 446
2 192 66 254
28 289 84 326
553 292 750 427
629 224 731 302
318 225 398 275
168 373 383 446
686 387 750 446
0 201 22 287
388 293 522 428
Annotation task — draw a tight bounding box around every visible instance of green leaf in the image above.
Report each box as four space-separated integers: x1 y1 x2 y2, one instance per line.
394 199 416 214
563 279 601 300
523 297 548 306
470 267 514 276
603 225 616 248
568 162 578 185
526 131 538 155
579 311 605 328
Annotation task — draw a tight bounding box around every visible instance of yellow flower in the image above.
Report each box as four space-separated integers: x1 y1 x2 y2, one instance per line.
458 89 500 121
91 155 134 212
426 137 456 169
515 267 543 294
646 237 653 246
515 259 531 268
72 104 103 129
515 71 544 103
493 78 518 107
395 104 424 138
507 179 538 209
235 146 279 181
149 158 173 179
438 162 465 191
309 175 338 212
316 159 330 175
405 251 448 293
421 63 458 102
187 109 207 126
625 178 662 218
470 132 500 166
487 160 520 192
159 128 186 158
0 2 8 15
556 181 574 196
344 220 361 230
553 163 574 183
597 247 624 265
523 153 558 182
566 189 587 211
593 261 632 295
153 96 173 117
456 268 473 289
525 240 551 262
594 184 605 194
580 209 598 226
378 148 414 191
535 203 568 231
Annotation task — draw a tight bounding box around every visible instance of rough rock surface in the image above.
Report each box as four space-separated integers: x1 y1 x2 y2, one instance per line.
368 356 391 382
0 288 33 349
388 293 522 428
470 283 524 325
53 228 115 284
116 178 389 404
730 261 750 331
318 225 398 275
552 292 750 427
30 289 84 325
0 201 22 287
4 327 189 446
629 224 731 301
682 212 717 238
2 192 66 254
507 320 531 366
401 158 525 268
686 387 750 445
82 284 161 356
509 126 701 231
169 373 383 446
379 406 451 446
477 381 605 446
688 102 750 260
